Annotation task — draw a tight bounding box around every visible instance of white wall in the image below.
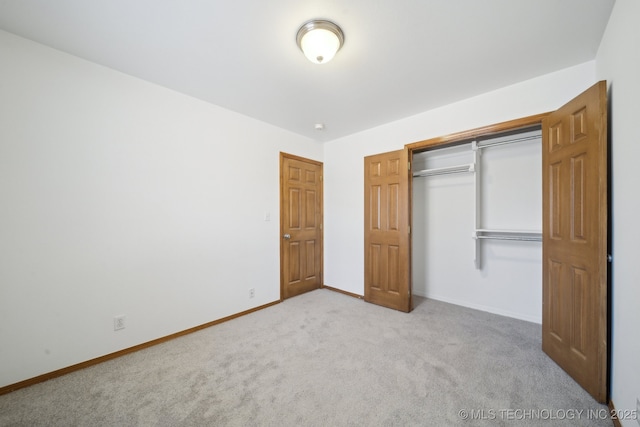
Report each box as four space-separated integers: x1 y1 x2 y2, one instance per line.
0 30 322 388
324 61 596 318
596 0 640 421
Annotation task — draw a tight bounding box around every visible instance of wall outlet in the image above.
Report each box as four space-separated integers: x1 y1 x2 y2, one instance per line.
114 315 126 331
249 288 255 298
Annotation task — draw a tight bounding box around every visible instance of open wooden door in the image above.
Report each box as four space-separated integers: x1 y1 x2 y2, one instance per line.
364 149 411 312
542 81 608 403
280 153 323 299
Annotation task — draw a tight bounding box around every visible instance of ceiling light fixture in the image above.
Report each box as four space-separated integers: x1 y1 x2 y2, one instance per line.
296 19 344 64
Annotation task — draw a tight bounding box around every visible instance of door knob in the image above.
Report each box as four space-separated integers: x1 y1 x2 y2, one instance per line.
283 234 291 239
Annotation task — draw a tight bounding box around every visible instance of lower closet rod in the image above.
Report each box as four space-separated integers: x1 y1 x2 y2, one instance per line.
475 235 541 242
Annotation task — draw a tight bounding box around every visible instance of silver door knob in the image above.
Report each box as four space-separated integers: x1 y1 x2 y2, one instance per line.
283 234 291 239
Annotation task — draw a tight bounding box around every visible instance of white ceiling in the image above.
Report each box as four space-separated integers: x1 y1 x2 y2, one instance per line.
0 0 615 142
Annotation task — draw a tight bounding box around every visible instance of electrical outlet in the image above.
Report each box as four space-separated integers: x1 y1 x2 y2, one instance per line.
249 288 255 298
114 315 125 331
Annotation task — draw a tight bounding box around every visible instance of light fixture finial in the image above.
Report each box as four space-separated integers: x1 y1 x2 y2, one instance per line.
296 19 344 64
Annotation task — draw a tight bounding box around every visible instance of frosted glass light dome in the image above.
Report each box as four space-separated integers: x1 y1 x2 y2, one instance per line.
296 20 344 64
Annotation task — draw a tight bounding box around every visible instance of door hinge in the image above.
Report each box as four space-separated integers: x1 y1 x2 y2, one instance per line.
608 254 612 262
408 225 411 234
408 161 411 171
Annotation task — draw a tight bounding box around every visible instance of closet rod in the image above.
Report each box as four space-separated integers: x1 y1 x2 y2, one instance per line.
476 133 541 150
413 163 474 178
475 235 542 242
473 229 542 242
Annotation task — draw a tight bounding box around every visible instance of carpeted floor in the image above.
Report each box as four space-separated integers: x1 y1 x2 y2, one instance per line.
0 289 612 426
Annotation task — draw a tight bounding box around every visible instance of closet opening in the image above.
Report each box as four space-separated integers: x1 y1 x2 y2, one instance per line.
409 122 544 323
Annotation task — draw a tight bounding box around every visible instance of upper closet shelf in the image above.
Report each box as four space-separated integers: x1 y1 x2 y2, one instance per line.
412 163 475 178
475 133 540 150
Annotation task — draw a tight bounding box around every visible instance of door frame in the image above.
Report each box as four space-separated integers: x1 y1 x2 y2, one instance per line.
405 113 551 153
279 152 324 300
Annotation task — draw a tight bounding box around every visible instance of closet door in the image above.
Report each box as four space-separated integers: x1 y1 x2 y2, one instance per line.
364 149 411 312
542 81 608 403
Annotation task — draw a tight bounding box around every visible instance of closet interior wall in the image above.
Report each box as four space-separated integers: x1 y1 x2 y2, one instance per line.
411 129 543 323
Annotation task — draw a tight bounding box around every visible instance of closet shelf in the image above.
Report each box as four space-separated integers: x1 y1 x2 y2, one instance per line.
475 134 541 150
413 163 475 178
473 229 542 242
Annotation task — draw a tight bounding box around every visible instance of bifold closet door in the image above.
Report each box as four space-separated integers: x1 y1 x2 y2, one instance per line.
364 149 411 312
542 81 608 403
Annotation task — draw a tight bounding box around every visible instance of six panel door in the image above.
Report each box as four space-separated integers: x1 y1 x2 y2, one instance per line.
280 153 323 299
364 149 411 312
542 81 608 403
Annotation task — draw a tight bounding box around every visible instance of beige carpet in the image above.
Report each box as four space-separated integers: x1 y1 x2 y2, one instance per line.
0 289 611 426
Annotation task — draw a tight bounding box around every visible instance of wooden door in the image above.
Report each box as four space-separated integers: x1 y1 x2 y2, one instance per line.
542 81 608 403
280 153 323 299
364 149 411 312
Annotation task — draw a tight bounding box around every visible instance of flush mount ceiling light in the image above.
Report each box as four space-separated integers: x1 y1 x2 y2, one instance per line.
296 19 344 64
